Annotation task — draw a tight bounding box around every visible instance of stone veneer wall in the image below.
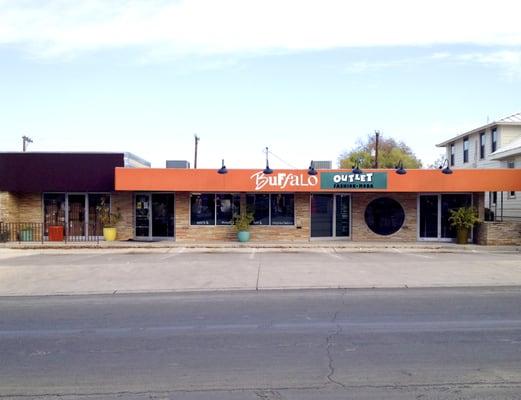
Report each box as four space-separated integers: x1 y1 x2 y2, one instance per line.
477 221 521 245
0 192 42 223
351 193 418 242
175 192 310 242
111 192 134 241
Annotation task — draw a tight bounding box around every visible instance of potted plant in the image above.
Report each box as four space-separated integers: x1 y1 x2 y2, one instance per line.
96 202 122 241
232 212 254 242
448 206 480 244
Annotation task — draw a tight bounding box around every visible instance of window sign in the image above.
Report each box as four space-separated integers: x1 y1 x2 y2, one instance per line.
190 194 215 225
320 172 387 190
216 194 240 225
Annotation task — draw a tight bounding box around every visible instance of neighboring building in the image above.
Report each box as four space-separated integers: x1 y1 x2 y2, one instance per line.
313 161 332 169
1 151 521 245
166 160 191 169
436 112 521 220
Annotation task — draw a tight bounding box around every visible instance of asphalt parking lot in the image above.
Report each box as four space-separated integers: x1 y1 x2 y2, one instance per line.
0 248 520 296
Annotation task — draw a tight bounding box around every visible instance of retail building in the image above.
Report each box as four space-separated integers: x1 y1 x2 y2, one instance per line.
1 152 521 245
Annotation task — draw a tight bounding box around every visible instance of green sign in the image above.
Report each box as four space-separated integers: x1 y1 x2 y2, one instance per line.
320 172 387 190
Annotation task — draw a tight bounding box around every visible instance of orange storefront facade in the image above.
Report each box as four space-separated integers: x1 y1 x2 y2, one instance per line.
115 167 521 244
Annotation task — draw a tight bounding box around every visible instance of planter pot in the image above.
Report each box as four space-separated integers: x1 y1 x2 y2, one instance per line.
48 225 64 242
103 227 117 241
237 231 251 243
456 228 469 244
20 230 33 242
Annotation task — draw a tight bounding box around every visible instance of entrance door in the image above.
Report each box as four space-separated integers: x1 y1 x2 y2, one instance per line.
311 194 350 239
68 194 86 239
135 193 175 240
311 194 333 237
419 195 439 239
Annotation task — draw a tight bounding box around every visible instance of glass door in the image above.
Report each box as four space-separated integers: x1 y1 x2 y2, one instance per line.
135 193 175 240
135 194 151 238
152 194 175 238
311 194 350 239
311 194 333 238
419 195 439 239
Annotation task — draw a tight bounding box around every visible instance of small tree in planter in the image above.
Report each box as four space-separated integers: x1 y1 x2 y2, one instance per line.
96 201 122 241
449 206 480 244
232 212 254 242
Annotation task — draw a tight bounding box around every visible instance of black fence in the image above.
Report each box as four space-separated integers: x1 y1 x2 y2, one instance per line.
0 222 101 243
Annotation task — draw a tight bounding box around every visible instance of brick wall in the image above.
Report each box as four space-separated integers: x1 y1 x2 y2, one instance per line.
175 192 310 242
351 193 417 242
477 221 521 245
112 192 133 240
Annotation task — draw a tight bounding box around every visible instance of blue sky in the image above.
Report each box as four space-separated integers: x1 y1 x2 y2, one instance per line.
1 0 521 168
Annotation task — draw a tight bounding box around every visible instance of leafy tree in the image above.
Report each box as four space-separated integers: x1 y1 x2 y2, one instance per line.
338 134 422 169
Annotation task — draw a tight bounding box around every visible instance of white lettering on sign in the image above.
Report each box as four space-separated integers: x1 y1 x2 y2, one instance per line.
333 173 373 184
251 171 319 191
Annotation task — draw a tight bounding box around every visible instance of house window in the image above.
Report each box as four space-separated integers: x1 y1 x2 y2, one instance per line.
491 128 497 152
463 137 469 163
190 193 240 225
479 132 486 159
450 143 455 166
492 191 497 205
509 191 516 199
246 193 295 225
507 160 515 168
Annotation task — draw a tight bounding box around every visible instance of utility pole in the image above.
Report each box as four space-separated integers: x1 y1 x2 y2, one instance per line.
374 130 380 168
193 134 200 169
22 136 33 152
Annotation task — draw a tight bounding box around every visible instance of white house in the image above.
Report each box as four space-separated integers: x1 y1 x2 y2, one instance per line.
436 112 521 220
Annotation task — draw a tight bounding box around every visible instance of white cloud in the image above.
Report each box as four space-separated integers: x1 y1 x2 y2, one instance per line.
1 0 521 59
457 51 521 80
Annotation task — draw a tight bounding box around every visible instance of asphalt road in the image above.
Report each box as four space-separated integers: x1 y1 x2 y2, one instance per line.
1 288 521 399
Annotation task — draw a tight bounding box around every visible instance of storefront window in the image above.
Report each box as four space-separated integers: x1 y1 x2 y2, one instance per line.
190 194 215 225
88 194 111 236
271 194 295 225
246 194 295 225
246 194 270 225
364 197 405 236
190 193 240 225
441 194 472 238
216 194 241 225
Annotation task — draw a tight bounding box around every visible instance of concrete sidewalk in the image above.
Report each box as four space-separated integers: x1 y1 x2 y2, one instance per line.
0 247 520 297
1 239 520 252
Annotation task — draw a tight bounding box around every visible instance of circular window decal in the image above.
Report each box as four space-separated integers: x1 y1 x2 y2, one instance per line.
364 197 405 236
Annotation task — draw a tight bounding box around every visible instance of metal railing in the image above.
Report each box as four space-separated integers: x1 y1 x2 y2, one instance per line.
0 222 100 243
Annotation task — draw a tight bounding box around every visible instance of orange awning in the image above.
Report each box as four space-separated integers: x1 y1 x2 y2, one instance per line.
115 168 521 193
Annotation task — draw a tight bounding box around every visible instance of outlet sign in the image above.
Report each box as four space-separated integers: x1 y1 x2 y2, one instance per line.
320 172 387 190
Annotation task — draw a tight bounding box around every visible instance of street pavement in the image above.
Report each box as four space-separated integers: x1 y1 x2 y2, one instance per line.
1 288 521 399
0 248 520 296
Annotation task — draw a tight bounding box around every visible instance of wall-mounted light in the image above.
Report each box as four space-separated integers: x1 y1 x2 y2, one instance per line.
263 147 273 174
217 159 227 174
395 160 407 175
352 158 363 175
308 160 317 176
439 159 453 175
